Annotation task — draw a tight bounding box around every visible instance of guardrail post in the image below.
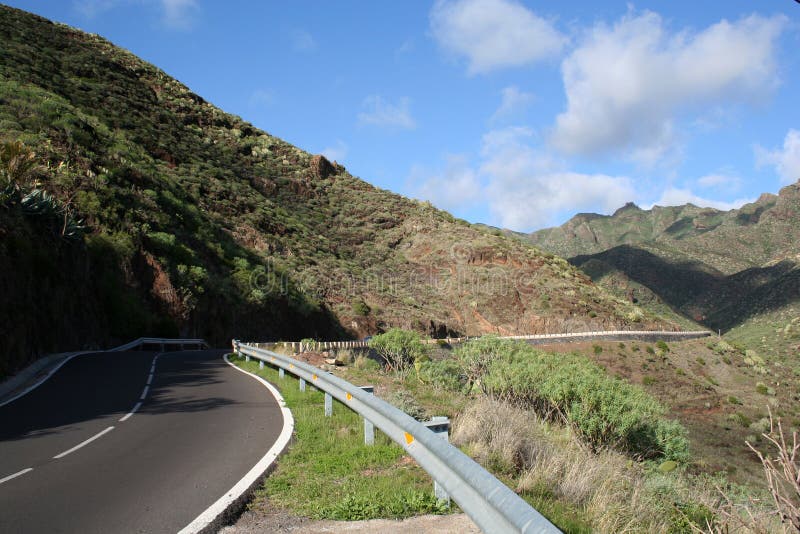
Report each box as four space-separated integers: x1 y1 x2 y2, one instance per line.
360 386 374 445
299 378 306 392
245 354 250 362
424 417 451 505
259 360 264 369
324 392 332 417
279 368 285 379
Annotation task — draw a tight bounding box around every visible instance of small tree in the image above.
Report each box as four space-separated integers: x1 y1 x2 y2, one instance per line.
368 328 427 378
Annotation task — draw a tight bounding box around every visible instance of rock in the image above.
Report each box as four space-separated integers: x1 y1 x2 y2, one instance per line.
310 154 336 179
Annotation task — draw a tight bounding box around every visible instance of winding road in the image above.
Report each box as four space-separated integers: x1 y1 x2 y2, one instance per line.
0 349 288 533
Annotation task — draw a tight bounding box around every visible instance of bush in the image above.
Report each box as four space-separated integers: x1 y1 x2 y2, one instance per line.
354 355 380 371
419 359 464 391
656 340 669 353
593 344 603 354
368 329 428 377
642 376 657 386
385 390 427 421
463 337 689 461
351 298 370 316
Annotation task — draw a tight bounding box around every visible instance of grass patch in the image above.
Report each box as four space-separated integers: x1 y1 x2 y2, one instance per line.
231 355 448 520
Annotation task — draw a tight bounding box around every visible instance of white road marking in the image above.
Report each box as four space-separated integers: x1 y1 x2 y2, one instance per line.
0 468 33 485
119 401 142 422
177 354 294 534
53 426 114 459
118 353 159 423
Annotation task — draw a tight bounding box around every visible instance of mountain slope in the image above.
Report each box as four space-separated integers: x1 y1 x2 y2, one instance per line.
521 182 800 356
0 6 668 376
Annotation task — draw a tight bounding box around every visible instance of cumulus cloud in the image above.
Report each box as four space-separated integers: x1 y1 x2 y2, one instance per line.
358 96 416 130
491 86 535 121
756 129 800 184
410 127 634 230
551 11 786 161
161 0 197 29
649 188 753 211
411 155 482 212
429 0 566 75
697 173 741 191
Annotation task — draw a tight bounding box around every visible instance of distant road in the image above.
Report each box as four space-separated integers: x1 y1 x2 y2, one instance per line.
0 349 286 533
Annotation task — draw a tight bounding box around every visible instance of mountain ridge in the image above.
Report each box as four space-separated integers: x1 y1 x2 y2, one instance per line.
0 5 669 375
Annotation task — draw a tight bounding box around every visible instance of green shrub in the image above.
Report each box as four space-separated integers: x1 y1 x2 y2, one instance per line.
354 355 380 371
727 395 742 405
419 359 464 391
385 390 427 421
646 346 655 355
593 344 603 354
656 340 669 353
464 338 689 461
696 357 706 366
368 329 428 377
351 298 370 316
643 376 657 386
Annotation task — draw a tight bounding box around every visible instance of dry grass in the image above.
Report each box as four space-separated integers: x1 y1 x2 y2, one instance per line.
452 397 739 533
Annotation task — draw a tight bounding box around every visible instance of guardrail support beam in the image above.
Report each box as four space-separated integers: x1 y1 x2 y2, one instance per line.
360 386 375 445
279 368 284 379
299 378 306 392
324 392 332 417
259 360 264 370
425 416 451 505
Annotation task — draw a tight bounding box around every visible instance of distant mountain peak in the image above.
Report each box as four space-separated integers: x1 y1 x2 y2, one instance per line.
612 202 642 216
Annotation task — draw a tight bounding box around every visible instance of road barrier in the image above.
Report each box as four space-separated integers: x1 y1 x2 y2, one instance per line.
254 330 711 354
233 341 560 534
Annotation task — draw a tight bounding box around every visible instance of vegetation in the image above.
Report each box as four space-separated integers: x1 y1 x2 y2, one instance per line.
0 5 670 375
454 336 688 461
231 355 449 521
368 328 428 378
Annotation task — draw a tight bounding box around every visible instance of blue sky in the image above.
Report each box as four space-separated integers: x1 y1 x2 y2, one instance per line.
7 1 800 231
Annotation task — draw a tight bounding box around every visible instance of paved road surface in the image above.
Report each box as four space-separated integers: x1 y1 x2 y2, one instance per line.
0 349 285 533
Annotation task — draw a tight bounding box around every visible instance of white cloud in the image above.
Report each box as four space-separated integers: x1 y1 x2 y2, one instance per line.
357 96 416 130
551 11 786 161
73 0 198 28
480 128 634 228
290 29 316 52
409 127 634 230
491 86 535 121
756 129 800 184
650 188 753 211
161 0 197 29
697 173 741 190
429 0 566 75
321 140 348 163
410 155 482 211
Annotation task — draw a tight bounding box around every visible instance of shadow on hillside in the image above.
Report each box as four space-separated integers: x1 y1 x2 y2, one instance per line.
571 245 800 334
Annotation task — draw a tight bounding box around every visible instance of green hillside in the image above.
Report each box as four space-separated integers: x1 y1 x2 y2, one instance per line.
522 182 800 357
0 6 667 376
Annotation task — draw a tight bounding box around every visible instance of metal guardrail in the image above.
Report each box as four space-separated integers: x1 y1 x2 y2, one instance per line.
234 341 560 534
268 330 711 353
112 337 209 351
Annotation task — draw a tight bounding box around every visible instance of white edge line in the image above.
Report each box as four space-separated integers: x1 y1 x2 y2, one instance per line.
177 355 294 534
0 352 88 408
0 467 33 485
139 385 150 400
119 401 142 422
53 426 115 459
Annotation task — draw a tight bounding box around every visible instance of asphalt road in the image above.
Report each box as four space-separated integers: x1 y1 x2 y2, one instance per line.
0 349 286 533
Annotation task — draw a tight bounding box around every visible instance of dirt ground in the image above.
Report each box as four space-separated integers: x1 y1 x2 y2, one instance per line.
220 508 480 534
